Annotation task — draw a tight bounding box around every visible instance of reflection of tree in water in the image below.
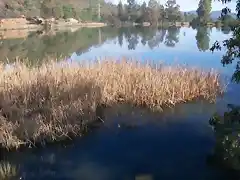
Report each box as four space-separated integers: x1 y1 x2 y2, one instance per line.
118 28 124 47
127 34 139 50
117 27 179 50
123 28 139 50
0 27 118 65
164 27 180 47
221 26 231 35
140 28 156 46
208 104 240 174
148 29 167 49
140 30 148 46
75 48 90 56
0 160 19 179
195 26 210 52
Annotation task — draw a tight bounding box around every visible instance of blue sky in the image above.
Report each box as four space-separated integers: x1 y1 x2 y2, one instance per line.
108 0 237 12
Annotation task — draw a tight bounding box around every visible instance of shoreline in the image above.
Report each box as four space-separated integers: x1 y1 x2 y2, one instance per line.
0 18 107 31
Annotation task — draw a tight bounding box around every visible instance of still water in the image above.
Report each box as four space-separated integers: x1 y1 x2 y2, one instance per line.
1 26 240 180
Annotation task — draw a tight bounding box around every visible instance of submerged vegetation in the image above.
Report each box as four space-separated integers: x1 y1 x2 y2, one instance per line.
209 105 240 170
0 161 18 180
0 59 222 150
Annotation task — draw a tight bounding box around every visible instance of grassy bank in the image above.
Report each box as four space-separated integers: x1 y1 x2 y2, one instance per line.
0 59 222 150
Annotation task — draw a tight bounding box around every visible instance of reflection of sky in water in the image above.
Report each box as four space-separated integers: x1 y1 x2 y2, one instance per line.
71 27 236 78
3 27 240 180
70 27 240 107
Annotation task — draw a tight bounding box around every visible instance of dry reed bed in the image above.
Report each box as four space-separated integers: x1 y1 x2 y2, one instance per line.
0 60 222 149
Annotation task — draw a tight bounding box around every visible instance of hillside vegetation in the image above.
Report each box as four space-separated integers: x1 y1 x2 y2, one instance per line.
0 0 115 20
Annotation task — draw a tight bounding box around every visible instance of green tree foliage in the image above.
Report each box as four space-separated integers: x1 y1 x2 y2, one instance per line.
165 0 181 22
197 0 212 24
118 1 124 20
209 105 240 170
113 0 183 25
211 0 240 83
40 1 78 19
40 0 57 18
24 0 33 9
158 5 165 23
209 0 240 171
118 1 127 22
52 4 63 19
139 2 148 22
62 5 74 19
127 0 138 22
148 0 160 25
184 12 197 22
220 14 239 27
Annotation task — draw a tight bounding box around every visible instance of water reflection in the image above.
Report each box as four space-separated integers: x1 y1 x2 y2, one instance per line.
164 27 180 47
0 102 238 180
0 161 19 180
195 27 210 52
148 29 167 49
0 27 118 65
0 26 232 66
116 27 180 50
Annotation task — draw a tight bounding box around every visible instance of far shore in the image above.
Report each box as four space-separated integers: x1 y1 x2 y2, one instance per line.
0 17 107 31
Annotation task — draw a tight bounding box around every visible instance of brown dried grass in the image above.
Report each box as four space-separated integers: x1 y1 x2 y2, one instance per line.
0 59 222 149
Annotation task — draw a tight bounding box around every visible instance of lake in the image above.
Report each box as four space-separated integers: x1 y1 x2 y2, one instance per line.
1 26 240 180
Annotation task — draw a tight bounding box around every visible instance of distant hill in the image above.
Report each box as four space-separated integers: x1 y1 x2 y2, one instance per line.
185 10 237 20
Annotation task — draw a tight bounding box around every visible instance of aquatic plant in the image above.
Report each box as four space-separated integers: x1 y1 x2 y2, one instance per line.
0 161 18 180
209 104 240 170
0 59 222 149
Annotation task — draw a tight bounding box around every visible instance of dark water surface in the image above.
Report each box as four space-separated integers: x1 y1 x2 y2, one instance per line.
1 26 240 180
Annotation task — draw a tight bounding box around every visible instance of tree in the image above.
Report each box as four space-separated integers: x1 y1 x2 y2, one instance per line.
62 5 74 19
220 14 239 27
211 0 240 82
158 5 165 24
165 0 181 22
139 2 148 23
40 0 57 18
127 0 138 22
118 1 124 21
208 0 240 171
148 0 160 25
197 0 212 24
52 4 63 19
184 12 187 21
184 12 197 22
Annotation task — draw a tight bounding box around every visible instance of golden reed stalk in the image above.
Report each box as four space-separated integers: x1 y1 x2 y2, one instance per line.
0 59 222 149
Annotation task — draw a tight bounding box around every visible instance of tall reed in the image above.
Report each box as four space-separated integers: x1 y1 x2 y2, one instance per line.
0 59 222 149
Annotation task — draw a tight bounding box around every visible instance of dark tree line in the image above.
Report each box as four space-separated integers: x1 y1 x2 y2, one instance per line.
116 0 183 26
